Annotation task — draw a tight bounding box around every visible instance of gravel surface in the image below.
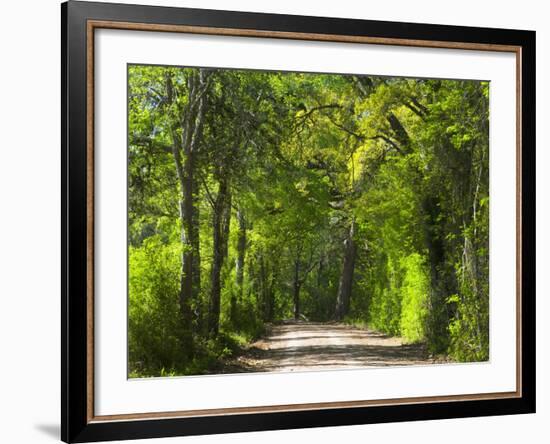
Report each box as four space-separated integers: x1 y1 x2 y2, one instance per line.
229 321 436 373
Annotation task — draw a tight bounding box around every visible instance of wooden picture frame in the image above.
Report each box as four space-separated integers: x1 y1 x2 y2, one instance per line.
62 1 535 442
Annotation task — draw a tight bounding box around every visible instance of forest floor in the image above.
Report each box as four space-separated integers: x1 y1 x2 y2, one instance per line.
222 321 442 373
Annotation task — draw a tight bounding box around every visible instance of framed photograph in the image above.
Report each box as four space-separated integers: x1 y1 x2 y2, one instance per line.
61 1 535 442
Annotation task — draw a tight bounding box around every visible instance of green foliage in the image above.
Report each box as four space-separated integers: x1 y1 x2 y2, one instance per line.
399 253 430 343
448 203 490 361
128 236 185 375
128 65 490 376
367 258 402 336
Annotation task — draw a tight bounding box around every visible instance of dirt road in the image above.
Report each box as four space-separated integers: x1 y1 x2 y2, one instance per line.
232 321 433 372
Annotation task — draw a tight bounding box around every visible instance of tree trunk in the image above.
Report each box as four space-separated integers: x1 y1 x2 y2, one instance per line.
177 172 197 357
180 151 202 343
335 219 357 320
265 266 276 322
231 209 247 325
316 255 329 319
259 254 269 321
293 258 301 320
422 195 451 352
166 69 210 358
267 255 279 322
208 176 231 336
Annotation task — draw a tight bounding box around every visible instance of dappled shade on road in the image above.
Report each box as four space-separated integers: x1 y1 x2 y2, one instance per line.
228 322 439 373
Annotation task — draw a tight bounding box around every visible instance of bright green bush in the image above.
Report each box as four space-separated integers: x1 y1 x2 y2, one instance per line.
128 235 186 376
368 258 402 336
399 253 429 343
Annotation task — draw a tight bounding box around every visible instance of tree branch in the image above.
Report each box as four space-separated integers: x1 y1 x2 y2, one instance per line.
129 135 171 154
197 171 216 209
